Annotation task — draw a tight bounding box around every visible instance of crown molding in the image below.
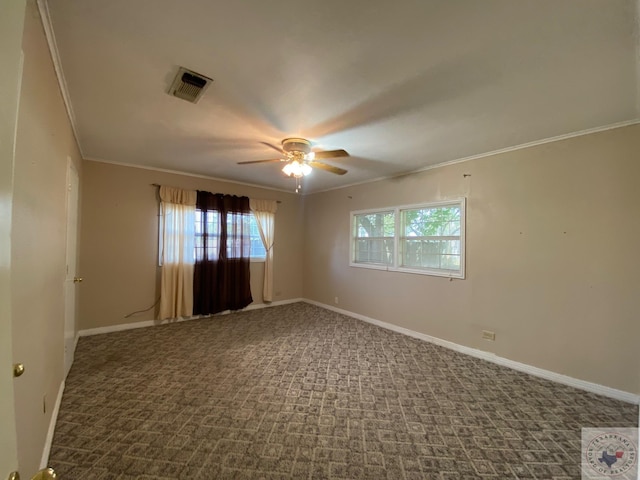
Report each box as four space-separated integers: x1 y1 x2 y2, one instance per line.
310 119 640 195
36 0 84 157
88 118 640 197
84 156 295 194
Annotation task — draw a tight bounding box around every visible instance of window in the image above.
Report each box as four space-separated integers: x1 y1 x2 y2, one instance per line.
194 210 265 262
247 214 267 259
353 211 395 266
350 199 465 278
400 204 462 272
195 210 219 261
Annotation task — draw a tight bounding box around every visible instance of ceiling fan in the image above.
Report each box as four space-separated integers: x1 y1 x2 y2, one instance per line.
237 138 349 192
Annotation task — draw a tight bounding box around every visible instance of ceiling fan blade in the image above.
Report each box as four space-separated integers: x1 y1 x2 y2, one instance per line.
308 161 348 175
237 158 283 165
260 141 285 154
312 149 349 159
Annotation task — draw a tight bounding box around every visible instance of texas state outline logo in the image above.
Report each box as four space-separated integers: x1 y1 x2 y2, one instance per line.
582 428 638 479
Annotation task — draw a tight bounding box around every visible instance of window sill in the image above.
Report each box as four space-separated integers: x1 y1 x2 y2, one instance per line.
350 262 465 279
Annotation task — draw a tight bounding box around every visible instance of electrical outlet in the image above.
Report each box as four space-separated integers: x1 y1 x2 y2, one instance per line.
334 296 339 305
482 330 496 341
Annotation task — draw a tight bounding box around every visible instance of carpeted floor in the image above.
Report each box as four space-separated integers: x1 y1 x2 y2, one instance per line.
49 302 638 479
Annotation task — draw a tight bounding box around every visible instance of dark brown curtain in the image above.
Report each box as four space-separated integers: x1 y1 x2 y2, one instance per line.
193 192 252 315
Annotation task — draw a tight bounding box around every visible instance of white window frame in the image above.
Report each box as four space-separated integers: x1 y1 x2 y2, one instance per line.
350 199 466 279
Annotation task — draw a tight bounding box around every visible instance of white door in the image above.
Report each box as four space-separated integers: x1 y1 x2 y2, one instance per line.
0 0 26 477
64 159 80 377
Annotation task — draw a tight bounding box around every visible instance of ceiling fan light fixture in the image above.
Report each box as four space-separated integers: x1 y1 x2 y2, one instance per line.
282 162 294 177
282 160 312 178
237 137 350 192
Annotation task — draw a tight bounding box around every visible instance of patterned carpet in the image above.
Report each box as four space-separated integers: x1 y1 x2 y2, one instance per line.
49 302 638 479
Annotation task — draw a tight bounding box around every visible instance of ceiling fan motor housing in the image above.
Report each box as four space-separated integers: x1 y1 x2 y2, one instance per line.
282 138 311 154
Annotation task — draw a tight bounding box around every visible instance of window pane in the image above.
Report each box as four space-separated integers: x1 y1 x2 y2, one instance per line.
400 205 462 273
248 215 266 259
206 211 218 233
402 206 460 237
441 254 460 269
355 238 393 264
354 212 394 265
193 209 267 261
226 212 246 258
355 212 394 237
194 209 220 261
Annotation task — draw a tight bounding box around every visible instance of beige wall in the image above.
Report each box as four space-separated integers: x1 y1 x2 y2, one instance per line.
303 124 640 395
78 161 304 330
10 0 83 476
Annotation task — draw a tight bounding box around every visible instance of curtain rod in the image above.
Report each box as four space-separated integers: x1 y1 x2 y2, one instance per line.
151 184 282 203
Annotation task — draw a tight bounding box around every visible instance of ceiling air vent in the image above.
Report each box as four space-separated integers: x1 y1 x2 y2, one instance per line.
168 67 212 104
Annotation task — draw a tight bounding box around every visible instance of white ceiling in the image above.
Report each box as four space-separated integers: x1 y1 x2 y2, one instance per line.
45 0 639 193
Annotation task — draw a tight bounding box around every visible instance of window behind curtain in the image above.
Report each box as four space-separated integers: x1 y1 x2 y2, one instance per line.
195 210 219 261
194 210 265 261
158 186 197 320
193 191 253 316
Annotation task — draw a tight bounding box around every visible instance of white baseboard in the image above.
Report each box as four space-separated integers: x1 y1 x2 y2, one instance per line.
303 299 640 405
78 298 304 337
40 379 65 469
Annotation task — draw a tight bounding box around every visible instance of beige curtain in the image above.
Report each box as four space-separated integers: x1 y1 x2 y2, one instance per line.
250 198 277 302
159 186 197 319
